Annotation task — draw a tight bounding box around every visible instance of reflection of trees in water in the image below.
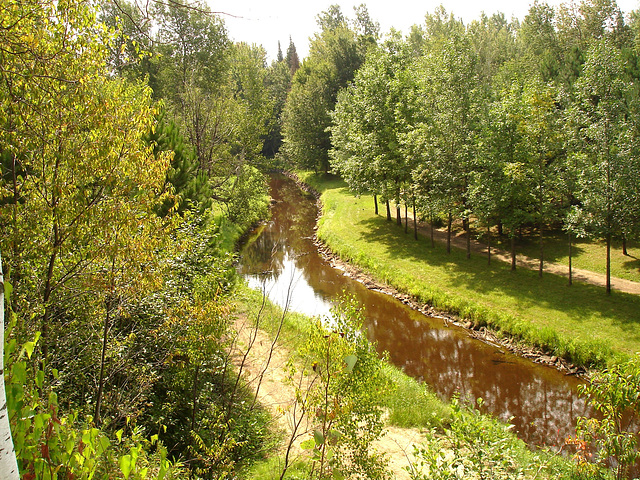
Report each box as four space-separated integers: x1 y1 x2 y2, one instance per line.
240 176 313 280
240 229 288 280
364 303 589 446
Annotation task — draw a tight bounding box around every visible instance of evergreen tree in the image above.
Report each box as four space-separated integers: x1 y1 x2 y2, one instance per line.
286 36 300 76
277 41 284 62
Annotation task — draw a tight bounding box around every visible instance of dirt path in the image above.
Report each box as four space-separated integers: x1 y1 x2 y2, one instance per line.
232 316 426 479
400 214 640 295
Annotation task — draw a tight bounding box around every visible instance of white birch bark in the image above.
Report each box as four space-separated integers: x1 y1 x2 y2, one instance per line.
0 251 19 478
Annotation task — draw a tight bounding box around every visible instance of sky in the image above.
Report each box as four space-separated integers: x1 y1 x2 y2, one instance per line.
208 0 640 62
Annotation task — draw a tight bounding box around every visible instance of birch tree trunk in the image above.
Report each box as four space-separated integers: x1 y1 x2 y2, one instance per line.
0 251 19 479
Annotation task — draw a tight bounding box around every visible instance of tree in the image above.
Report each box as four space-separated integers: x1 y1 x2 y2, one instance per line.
262 56 292 158
407 29 480 257
149 113 211 216
227 43 273 163
282 59 334 172
99 0 153 80
0 0 172 362
471 79 532 268
518 1 561 83
285 298 390 479
519 80 563 276
151 0 229 101
282 5 369 172
330 37 415 225
569 38 633 294
286 36 300 76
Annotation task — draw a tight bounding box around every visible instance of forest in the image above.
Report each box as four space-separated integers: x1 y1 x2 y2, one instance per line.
1 0 640 478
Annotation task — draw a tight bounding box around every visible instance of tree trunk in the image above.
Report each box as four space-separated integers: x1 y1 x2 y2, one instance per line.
447 211 452 254
386 200 391 222
413 199 418 241
487 226 491 266
94 296 113 426
623 236 628 256
41 247 58 364
0 252 20 480
191 364 201 432
568 233 572 286
10 154 20 307
511 236 516 271
497 220 503 236
430 213 435 248
466 217 471 259
539 222 544 278
396 204 401 226
404 203 408 234
373 195 378 216
606 233 611 295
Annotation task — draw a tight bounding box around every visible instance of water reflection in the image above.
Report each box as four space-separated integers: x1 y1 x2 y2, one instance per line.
238 175 588 448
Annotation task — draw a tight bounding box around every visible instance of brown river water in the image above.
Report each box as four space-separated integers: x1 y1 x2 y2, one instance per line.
238 174 588 449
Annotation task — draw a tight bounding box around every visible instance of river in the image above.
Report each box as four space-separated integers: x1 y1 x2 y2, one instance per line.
238 174 588 448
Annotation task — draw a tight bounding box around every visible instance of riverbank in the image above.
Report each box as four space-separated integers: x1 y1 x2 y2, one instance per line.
293 171 640 369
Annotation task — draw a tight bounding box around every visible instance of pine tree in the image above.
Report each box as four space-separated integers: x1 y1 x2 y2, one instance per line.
277 41 284 62
286 36 300 76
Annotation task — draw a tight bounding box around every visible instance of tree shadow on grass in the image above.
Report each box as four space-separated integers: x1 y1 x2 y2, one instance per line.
623 256 640 273
355 216 640 347
486 229 587 265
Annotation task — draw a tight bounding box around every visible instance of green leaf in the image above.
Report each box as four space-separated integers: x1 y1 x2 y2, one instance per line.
313 429 325 446
332 469 345 480
157 459 168 480
98 436 110 454
327 429 342 445
35 370 44 389
22 341 36 359
119 454 133 479
344 354 357 373
300 438 315 450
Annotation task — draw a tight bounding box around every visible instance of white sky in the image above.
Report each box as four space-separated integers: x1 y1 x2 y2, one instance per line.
208 0 640 62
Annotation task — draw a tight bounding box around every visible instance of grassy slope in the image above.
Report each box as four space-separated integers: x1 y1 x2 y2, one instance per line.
299 172 640 368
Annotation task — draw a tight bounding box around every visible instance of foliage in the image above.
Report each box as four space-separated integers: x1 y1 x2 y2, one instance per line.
223 165 269 228
4 316 184 479
151 0 229 101
330 36 415 209
409 397 578 480
148 113 211 216
0 2 276 477
285 296 391 479
262 58 292 159
572 355 640 479
567 38 636 293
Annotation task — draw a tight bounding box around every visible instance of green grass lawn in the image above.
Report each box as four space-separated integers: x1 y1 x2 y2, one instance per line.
487 228 640 283
298 172 640 368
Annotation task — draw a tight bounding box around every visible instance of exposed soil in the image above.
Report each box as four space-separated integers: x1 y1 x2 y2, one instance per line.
232 316 425 479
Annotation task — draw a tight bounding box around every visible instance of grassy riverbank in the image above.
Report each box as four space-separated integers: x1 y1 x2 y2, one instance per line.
297 172 640 368
234 284 579 480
